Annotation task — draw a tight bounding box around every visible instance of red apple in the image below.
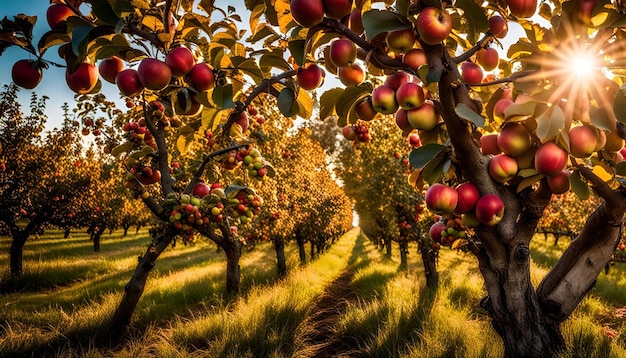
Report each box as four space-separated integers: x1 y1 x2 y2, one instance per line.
47 4 74 29
342 125 357 140
535 142 568 176
476 48 499 71
403 48 427 71
497 123 532 156
116 69 144 97
166 46 196 77
396 82 425 110
347 10 364 35
193 183 211 198
475 194 505 226
507 0 537 18
488 15 508 38
481 133 501 155
430 221 447 242
408 133 421 147
290 0 325 27
297 63 325 90
406 102 438 130
329 39 357 67
337 63 364 86
98 56 124 84
384 71 419 91
323 0 352 20
488 154 519 183
569 125 598 158
371 85 399 114
355 98 377 121
233 111 249 132
395 110 414 131
137 58 172 91
455 182 480 214
493 98 513 121
386 28 416 54
460 62 484 84
547 170 570 194
425 183 459 215
66 63 99 94
11 59 42 89
186 63 215 91
416 7 453 45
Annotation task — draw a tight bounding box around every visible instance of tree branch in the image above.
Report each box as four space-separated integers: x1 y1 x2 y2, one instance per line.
142 96 174 196
452 33 494 64
183 143 250 195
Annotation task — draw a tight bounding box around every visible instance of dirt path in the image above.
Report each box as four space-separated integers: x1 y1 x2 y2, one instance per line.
294 267 362 358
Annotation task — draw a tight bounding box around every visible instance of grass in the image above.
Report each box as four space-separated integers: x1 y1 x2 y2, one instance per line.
2 228 626 356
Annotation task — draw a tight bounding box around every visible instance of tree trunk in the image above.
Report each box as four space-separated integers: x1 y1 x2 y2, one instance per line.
384 236 392 257
109 231 173 340
274 237 287 278
91 227 104 252
64 227 70 238
419 243 439 288
221 239 241 294
123 226 129 237
310 240 315 260
9 234 26 277
399 240 408 268
297 236 306 264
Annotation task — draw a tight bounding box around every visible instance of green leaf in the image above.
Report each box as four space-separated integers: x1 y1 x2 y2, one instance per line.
201 107 223 132
408 143 446 170
422 155 446 185
569 172 589 200
536 105 564 141
455 0 488 44
319 88 343 120
278 87 299 117
212 84 234 109
426 66 443 83
259 52 291 74
176 126 196 155
71 26 93 57
455 103 485 127
362 10 411 41
111 141 135 157
38 31 71 57
91 1 121 26
517 174 542 193
614 86 626 125
110 0 136 18
288 39 306 67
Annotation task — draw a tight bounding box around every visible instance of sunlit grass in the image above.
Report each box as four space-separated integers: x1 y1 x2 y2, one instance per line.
2 229 626 356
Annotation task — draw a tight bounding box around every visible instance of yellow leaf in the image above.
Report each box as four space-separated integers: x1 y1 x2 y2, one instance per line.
592 165 613 182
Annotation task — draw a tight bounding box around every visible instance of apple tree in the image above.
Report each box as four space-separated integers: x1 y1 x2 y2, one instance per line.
0 84 96 278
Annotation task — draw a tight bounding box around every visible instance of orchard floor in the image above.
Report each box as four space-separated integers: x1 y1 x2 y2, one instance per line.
1 228 626 357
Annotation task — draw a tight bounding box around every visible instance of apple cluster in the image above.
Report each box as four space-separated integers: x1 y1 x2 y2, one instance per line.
242 148 270 181
122 120 156 149
429 216 468 247
368 72 440 133
425 182 505 227
228 191 263 225
341 123 370 142
126 164 161 186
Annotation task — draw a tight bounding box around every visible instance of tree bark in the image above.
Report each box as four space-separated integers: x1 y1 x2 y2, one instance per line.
109 229 174 340
221 239 241 294
92 226 105 252
64 227 70 238
419 242 439 288
274 237 287 278
123 225 129 237
384 236 392 257
9 235 26 277
399 240 408 268
297 236 306 264
310 240 315 260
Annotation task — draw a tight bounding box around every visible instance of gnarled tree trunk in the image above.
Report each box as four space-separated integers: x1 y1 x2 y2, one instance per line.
418 241 439 288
